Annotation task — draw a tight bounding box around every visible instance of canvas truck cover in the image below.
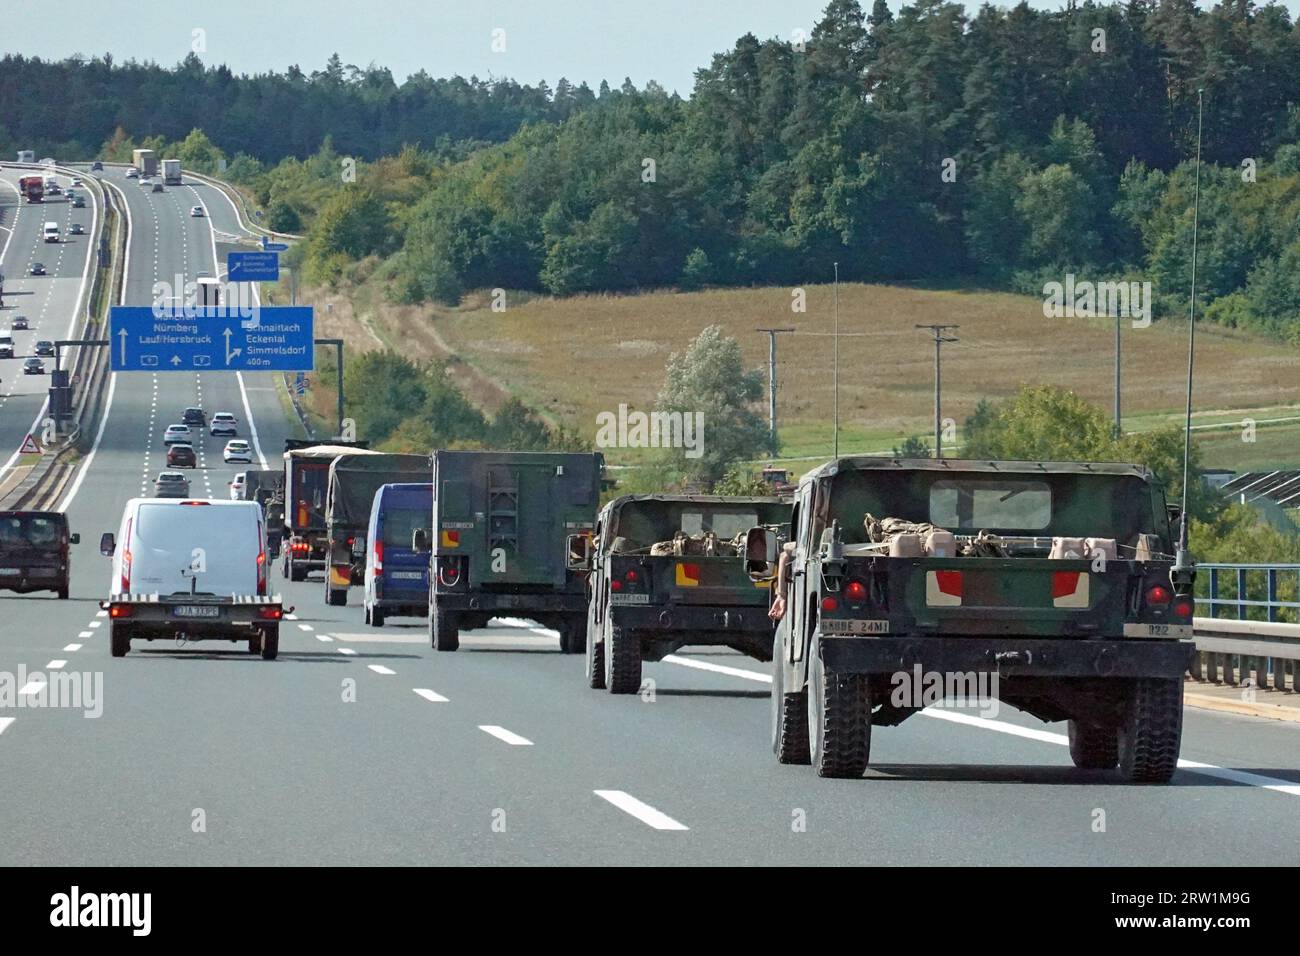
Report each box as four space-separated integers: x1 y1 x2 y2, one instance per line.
326 453 431 530
284 445 382 534
433 450 603 589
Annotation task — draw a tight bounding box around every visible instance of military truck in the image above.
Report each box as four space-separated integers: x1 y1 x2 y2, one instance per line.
425 450 602 652
281 439 369 581
762 458 1196 783
323 452 429 605
573 494 790 693
244 469 285 554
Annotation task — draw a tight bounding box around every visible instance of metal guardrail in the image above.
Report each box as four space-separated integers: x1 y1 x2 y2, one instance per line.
1190 563 1300 692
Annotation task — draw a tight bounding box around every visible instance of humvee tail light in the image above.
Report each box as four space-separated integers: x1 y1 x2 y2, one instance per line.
1145 585 1172 607
821 596 838 612
1172 597 1194 619
844 580 867 606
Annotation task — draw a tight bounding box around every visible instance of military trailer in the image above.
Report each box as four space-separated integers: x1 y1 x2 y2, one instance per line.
323 452 430 606
281 440 370 581
427 450 603 652
574 494 790 693
763 458 1196 783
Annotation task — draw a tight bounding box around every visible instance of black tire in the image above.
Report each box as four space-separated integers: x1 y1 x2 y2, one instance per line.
433 608 459 652
586 613 606 689
368 604 385 627
57 583 69 599
1118 677 1183 783
248 632 263 655
325 583 347 606
260 626 279 660
281 554 290 579
771 633 810 764
807 642 871 778
558 618 585 654
1068 719 1119 770
604 622 642 694
110 622 130 658
290 560 307 583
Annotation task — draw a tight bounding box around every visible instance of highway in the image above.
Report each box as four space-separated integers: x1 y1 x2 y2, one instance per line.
0 167 98 474
0 168 1298 866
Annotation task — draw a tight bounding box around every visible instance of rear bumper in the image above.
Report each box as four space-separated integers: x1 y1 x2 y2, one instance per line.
0 570 65 592
818 635 1196 679
610 602 772 635
105 598 282 638
435 590 586 615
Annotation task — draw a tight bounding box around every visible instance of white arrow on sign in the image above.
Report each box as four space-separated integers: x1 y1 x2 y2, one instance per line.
117 328 127 364
223 328 242 366
170 355 182 366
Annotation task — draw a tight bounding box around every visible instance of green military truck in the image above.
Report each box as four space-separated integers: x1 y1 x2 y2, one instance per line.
574 494 790 694
324 452 430 606
763 457 1196 783
280 440 369 581
244 469 285 556
427 450 603 652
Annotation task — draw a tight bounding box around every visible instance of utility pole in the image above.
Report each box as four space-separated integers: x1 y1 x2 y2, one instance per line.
915 324 959 459
756 327 795 453
1114 312 1122 438
833 262 840 459
315 338 345 438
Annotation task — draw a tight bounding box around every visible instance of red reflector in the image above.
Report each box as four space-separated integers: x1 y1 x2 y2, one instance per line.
821 596 838 612
611 579 623 592
1172 598 1194 619
934 570 963 598
109 604 131 618
1146 585 1172 606
1052 571 1080 599
845 580 867 604
625 569 638 582
257 606 282 620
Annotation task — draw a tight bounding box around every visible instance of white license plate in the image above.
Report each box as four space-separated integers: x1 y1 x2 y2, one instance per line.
0 567 20 575
1123 623 1192 639
390 571 424 580
173 605 221 619
822 618 890 635
610 593 650 605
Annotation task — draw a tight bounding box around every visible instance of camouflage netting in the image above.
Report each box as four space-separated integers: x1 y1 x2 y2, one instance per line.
649 531 747 557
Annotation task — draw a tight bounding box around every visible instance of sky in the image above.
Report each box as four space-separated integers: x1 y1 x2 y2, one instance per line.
6 0 1281 96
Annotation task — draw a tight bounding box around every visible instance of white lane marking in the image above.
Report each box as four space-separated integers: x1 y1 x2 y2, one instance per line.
96 610 107 617
46 660 67 670
337 647 356 656
296 623 313 631
18 680 46 697
663 654 773 683
235 371 270 470
0 717 12 736
63 643 82 652
367 664 395 675
87 621 101 628
479 725 534 746
413 688 448 703
285 613 298 620
314 634 334 642
593 790 689 831
77 631 91 638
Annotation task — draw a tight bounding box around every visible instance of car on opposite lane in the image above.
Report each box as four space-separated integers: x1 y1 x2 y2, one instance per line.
153 472 191 498
163 424 193 446
223 440 252 464
34 340 54 357
90 162 103 172
71 177 83 186
11 316 28 331
29 263 45 276
69 223 84 236
190 206 204 217
209 412 238 436
126 167 138 179
23 358 45 375
71 195 85 208
167 444 197 468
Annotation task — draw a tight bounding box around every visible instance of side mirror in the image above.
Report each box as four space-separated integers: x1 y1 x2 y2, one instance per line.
99 532 115 556
69 533 80 544
566 533 592 571
411 528 431 552
745 526 778 576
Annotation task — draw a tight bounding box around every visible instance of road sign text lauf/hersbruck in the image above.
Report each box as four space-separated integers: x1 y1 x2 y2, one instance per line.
109 306 314 372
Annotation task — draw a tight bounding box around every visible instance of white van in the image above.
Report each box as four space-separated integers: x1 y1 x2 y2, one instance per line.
100 499 285 658
42 221 60 243
0 333 12 359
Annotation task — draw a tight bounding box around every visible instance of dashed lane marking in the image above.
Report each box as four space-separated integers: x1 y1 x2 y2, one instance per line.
593 790 689 831
478 725 533 747
413 688 449 703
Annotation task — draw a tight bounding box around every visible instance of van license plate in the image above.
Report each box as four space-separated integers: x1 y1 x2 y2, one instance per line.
390 571 423 580
0 567 19 575
174 605 221 618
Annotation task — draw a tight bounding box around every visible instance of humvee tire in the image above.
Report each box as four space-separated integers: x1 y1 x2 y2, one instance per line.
1067 720 1118 769
290 558 307 582
110 622 131 658
433 608 460 652
260 625 279 661
604 623 641 694
771 634 810 764
325 583 347 606
366 604 385 627
807 644 870 778
586 616 606 689
1118 677 1183 783
558 619 585 654
248 632 263 655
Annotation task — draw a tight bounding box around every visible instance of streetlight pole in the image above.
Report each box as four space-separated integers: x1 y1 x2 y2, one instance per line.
1114 312 1122 438
833 262 840 459
915 324 960 458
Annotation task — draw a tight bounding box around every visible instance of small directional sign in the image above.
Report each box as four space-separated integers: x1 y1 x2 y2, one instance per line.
19 433 42 455
109 306 314 372
260 235 289 253
227 251 279 282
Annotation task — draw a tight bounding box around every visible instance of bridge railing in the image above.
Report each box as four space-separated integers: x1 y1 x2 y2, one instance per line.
1190 563 1300 692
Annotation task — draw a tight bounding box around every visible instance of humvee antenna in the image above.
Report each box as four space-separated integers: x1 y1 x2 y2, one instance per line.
1174 89 1204 575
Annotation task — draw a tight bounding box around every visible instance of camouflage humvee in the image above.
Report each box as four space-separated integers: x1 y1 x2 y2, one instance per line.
573 494 790 694
763 458 1196 783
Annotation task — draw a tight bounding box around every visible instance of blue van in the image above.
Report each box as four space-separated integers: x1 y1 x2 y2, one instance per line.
364 483 433 626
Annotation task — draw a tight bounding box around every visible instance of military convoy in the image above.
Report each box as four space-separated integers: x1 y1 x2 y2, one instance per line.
572 494 789 693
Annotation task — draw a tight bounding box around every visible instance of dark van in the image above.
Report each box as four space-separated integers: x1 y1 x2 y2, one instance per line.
0 511 79 598
363 483 432 627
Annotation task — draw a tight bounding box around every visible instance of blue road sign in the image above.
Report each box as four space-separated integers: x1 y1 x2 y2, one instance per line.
259 235 289 252
228 251 280 282
110 306 314 372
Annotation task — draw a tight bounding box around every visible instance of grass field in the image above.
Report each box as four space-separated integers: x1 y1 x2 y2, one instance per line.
290 276 1300 471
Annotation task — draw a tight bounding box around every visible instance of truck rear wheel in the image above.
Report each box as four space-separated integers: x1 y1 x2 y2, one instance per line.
433 609 459 652
248 632 263 655
604 623 641 694
586 618 606 689
260 626 279 660
1118 677 1183 783
367 604 385 627
1067 720 1118 770
807 646 870 778
772 634 810 765
558 618 585 654
290 560 307 583
110 623 130 658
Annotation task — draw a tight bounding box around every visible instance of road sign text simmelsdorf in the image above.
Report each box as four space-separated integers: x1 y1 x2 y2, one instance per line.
109 306 314 372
